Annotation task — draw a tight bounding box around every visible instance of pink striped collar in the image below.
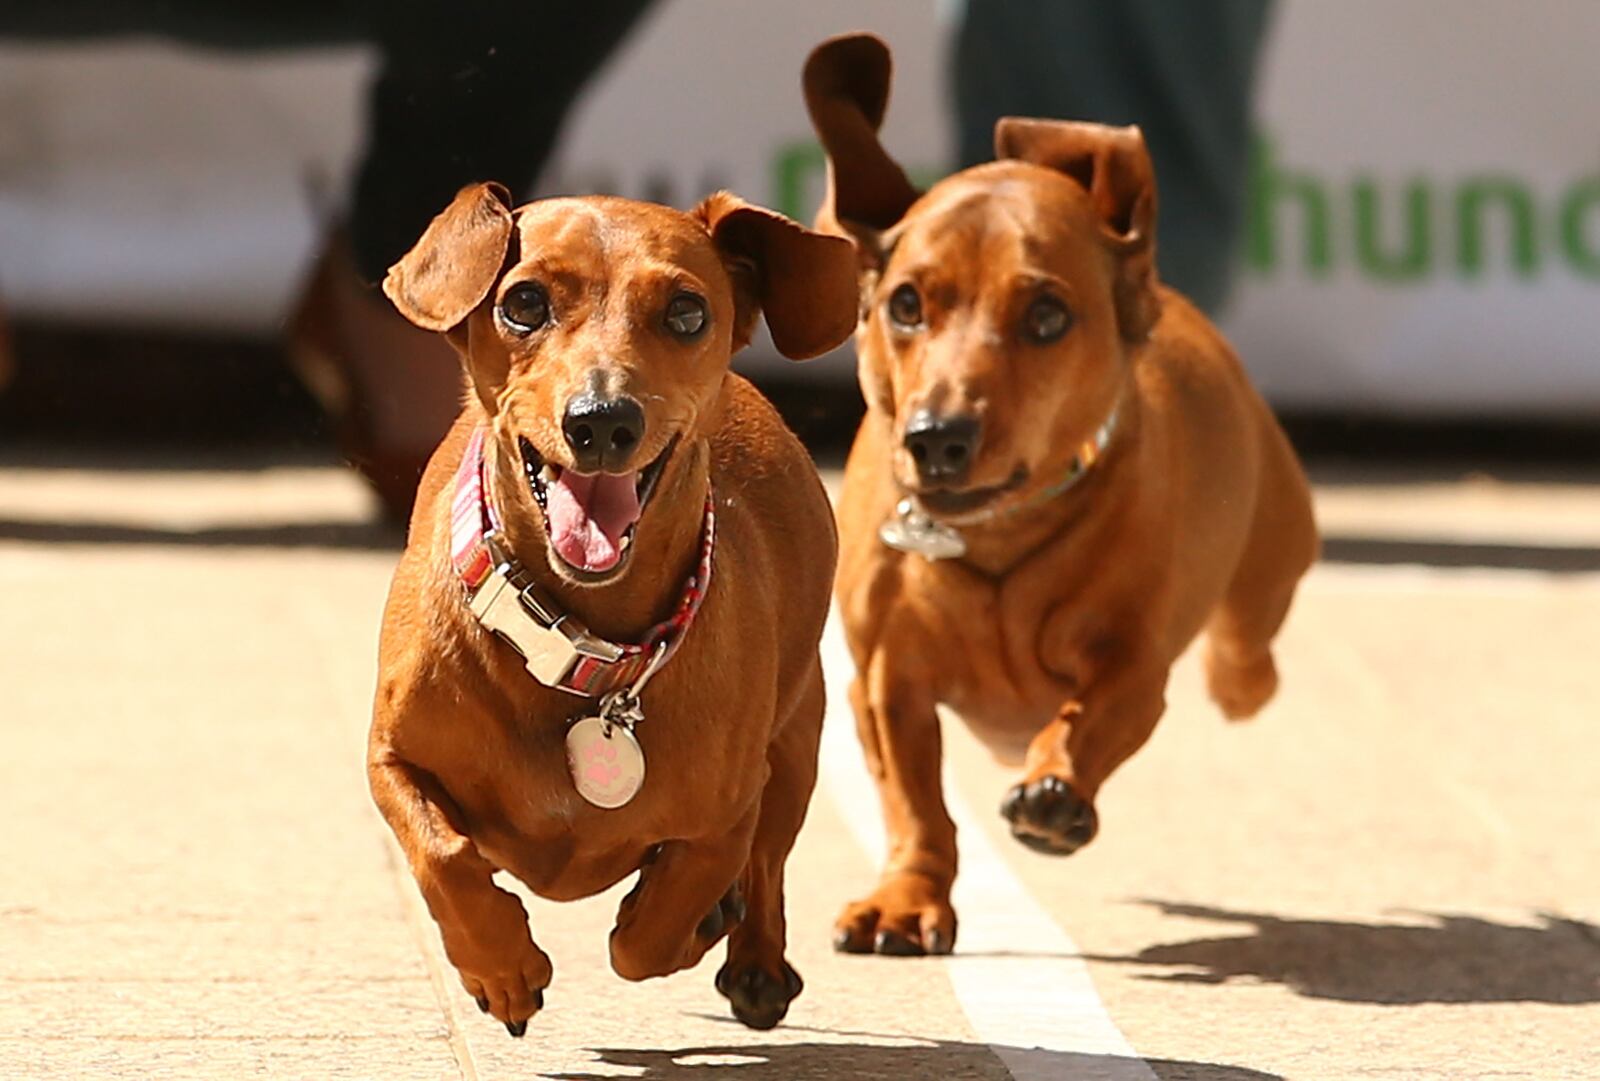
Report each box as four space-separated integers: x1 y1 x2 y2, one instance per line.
450 427 714 697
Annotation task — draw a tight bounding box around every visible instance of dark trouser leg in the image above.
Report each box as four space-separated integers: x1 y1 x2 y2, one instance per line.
952 0 1273 314
348 0 656 282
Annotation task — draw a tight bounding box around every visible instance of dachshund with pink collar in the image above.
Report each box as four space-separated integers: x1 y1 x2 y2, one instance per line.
367 183 856 1029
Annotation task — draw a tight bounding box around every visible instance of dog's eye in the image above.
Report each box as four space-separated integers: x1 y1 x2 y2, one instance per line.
500 283 550 333
664 293 708 339
1022 296 1072 344
887 283 923 330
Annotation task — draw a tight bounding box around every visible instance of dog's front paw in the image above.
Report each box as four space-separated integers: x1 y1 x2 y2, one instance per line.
455 947 550 1037
832 871 957 956
440 903 552 1038
1000 775 1098 855
716 958 802 1030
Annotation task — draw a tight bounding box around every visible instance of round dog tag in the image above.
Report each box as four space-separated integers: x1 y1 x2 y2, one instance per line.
879 499 967 560
566 715 646 809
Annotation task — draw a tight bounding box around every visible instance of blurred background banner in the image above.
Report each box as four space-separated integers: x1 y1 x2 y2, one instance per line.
0 43 371 332
1229 2 1600 416
1 0 1595 413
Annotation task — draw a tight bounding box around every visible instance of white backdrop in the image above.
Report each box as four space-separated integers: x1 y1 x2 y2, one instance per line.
1226 1 1600 414
0 43 370 331
0 0 1595 414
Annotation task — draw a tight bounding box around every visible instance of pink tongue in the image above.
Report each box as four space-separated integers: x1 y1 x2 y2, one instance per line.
545 469 642 572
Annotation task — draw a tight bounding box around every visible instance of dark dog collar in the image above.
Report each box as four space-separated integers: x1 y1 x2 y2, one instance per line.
880 398 1120 560
451 427 714 697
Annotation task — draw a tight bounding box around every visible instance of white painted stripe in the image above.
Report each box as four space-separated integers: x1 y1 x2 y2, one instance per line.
818 623 1156 1081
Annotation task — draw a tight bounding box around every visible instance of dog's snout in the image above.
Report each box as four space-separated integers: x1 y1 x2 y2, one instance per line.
562 393 645 473
903 410 981 485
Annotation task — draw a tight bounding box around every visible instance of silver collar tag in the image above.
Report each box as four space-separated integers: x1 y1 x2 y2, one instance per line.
565 641 670 809
878 497 968 560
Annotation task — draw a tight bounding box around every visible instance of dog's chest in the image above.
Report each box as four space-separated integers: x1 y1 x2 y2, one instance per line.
466 664 771 897
907 559 1099 754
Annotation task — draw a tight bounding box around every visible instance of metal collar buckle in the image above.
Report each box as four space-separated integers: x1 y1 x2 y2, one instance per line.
469 536 624 690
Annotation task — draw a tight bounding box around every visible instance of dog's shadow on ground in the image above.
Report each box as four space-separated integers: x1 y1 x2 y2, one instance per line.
1089 901 1600 1005
543 1038 1281 1080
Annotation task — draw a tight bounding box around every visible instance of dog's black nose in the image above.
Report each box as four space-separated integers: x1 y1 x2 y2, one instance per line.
903 411 980 485
562 394 645 472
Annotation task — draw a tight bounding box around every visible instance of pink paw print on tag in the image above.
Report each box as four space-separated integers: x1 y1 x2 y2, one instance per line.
583 740 622 789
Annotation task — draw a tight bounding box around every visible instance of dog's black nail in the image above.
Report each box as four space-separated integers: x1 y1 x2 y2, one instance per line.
505 1019 527 1038
532 988 544 1011
834 926 876 954
1068 802 1099 843
926 927 954 955
999 784 1024 821
874 929 923 956
475 996 490 1014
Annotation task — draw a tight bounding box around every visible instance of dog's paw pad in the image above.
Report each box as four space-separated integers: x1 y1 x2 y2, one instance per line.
873 928 929 956
716 959 803 1030
1000 775 1098 855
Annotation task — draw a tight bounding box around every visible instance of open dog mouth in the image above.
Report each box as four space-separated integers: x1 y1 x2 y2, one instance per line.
518 436 676 576
914 466 1029 520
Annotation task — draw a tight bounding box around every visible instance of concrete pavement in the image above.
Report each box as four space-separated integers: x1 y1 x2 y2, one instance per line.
2 453 1596 1079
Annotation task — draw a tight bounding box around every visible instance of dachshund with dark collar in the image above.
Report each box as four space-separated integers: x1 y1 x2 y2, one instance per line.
806 33 1318 956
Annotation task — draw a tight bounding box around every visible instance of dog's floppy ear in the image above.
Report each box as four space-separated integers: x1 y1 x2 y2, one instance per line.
694 191 859 360
802 32 920 268
995 118 1161 342
383 182 515 332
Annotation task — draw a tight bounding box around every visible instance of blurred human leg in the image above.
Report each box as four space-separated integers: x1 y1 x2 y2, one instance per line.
299 0 655 514
0 1 656 510
0 295 12 393
348 0 657 282
952 0 1273 315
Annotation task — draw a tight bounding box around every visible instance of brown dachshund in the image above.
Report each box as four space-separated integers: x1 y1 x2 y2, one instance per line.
367 184 857 1030
804 34 1319 956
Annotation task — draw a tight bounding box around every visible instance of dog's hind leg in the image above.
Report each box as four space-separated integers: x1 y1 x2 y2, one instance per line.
1204 423 1318 721
716 661 824 1030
